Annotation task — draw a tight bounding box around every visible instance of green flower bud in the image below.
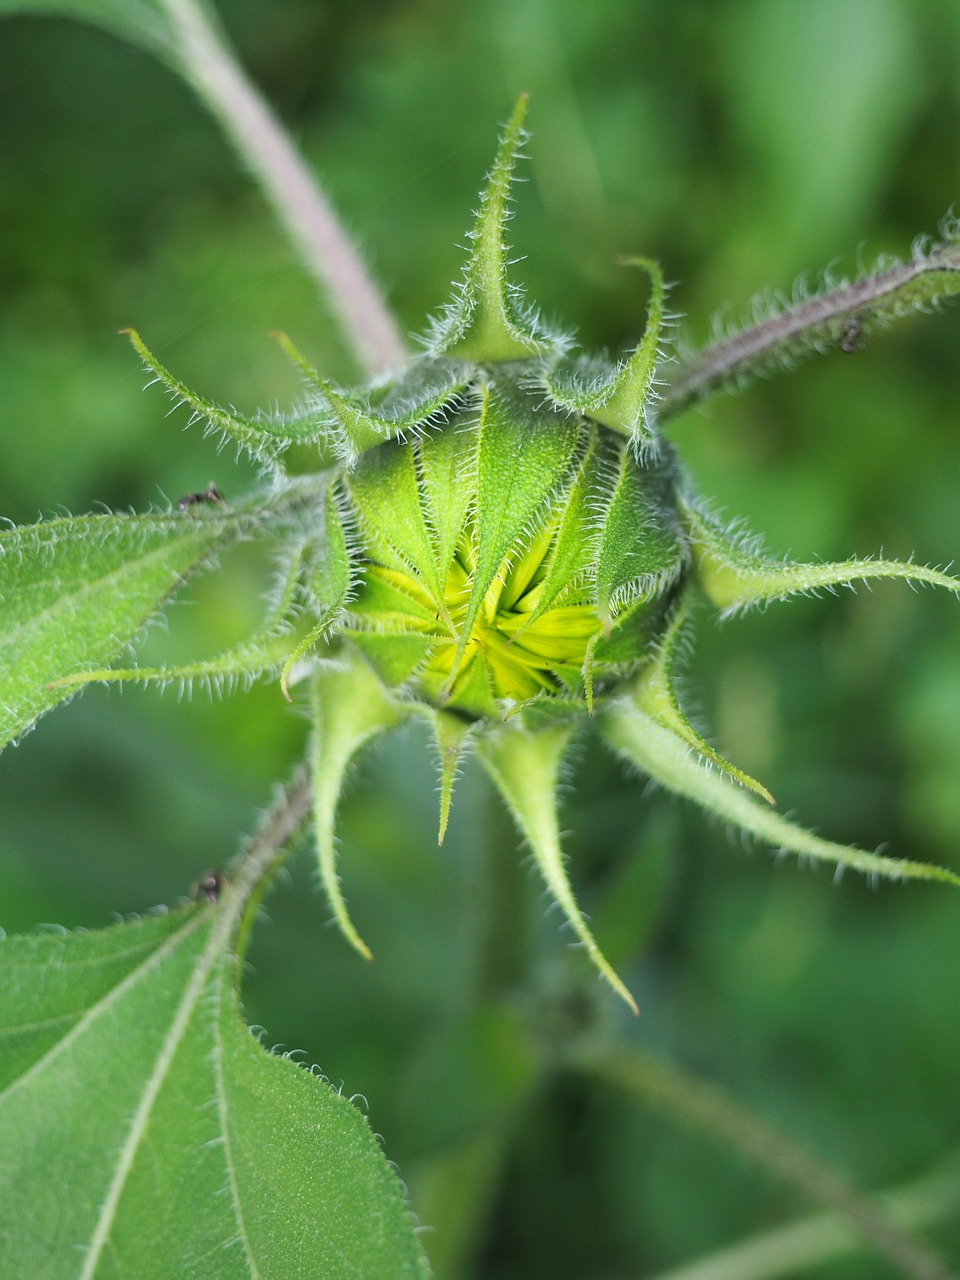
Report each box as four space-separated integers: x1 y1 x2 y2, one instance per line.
116 96 960 1012
341 381 684 718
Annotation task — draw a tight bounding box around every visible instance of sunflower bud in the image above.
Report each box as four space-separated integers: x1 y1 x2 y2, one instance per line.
119 95 960 1012
341 381 684 718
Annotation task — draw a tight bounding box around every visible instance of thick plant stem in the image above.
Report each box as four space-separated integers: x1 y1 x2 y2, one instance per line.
160 0 407 377
575 1046 955 1280
659 236 960 421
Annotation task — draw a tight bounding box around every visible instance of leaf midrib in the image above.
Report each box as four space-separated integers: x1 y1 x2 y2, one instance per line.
79 902 238 1280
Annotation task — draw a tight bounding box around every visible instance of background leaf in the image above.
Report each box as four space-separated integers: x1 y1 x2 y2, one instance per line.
0 0 179 58
0 906 429 1278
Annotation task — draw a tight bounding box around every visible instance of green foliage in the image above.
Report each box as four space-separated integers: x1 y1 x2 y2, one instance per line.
0 508 251 746
0 902 428 1279
0 0 180 60
3 2 960 1277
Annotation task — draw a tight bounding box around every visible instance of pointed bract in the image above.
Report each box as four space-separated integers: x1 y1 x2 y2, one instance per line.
416 418 479 586
685 498 960 614
593 435 687 629
274 332 469 462
280 489 354 698
478 720 638 1012
544 258 666 445
309 655 406 961
124 329 334 464
447 382 581 686
601 698 960 889
346 437 448 616
428 96 555 361
513 426 601 636
424 708 478 844
633 589 775 803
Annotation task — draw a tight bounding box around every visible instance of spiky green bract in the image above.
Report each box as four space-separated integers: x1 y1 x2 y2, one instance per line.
309 652 406 961
660 218 960 421
125 329 335 467
545 257 667 446
600 698 960 890
634 587 775 804
410 705 479 844
280 487 354 698
477 713 639 1013
273 331 470 463
592 430 687 632
684 498 960 614
426 95 559 361
130 328 469 471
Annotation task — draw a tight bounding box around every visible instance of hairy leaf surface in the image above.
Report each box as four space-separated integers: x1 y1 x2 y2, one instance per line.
0 510 253 748
0 907 429 1278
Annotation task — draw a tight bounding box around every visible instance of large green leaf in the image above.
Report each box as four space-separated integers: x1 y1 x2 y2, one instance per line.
0 509 253 748
0 905 429 1279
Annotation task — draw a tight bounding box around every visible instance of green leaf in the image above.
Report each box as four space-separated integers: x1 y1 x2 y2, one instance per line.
633 588 775 804
0 0 179 59
660 221 960 420
50 544 306 696
310 653 405 961
0 907 429 1278
685 498 960 613
600 698 960 889
428 95 555 360
478 720 638 1012
0 507 255 749
544 258 666 444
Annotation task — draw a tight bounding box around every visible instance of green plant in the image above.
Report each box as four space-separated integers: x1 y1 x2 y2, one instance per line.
2 3 960 1277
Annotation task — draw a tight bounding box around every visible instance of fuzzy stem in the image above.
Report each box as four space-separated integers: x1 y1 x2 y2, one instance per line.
575 1045 955 1280
159 0 407 376
228 769 312 964
660 238 960 421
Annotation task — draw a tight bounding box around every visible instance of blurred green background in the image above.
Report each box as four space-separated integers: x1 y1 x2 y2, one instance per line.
2 1 960 1276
